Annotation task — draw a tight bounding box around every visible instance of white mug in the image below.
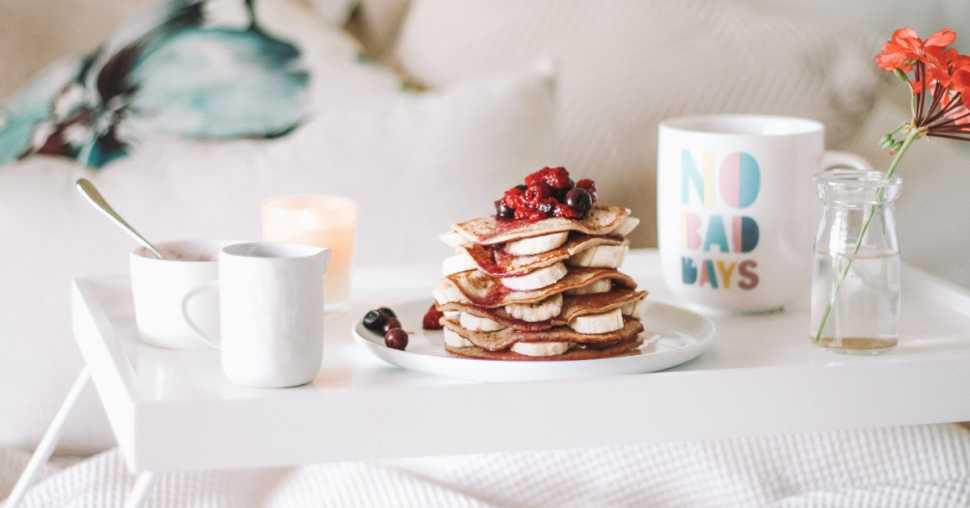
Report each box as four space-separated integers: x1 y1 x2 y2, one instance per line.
184 242 332 388
657 115 871 312
130 239 241 350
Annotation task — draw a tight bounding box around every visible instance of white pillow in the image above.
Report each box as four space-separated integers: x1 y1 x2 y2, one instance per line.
391 0 884 249
0 67 555 455
843 91 970 289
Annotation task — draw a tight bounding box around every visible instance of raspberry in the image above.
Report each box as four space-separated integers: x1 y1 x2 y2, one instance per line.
514 206 534 220
514 204 548 221
555 203 583 219
524 182 552 203
536 197 558 215
502 187 526 209
526 167 572 190
422 304 444 330
545 167 572 190
576 179 597 204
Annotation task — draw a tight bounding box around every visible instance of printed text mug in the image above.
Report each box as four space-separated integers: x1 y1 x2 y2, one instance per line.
657 115 870 312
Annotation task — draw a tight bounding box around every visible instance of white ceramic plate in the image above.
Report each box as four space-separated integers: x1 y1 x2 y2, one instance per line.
351 299 715 382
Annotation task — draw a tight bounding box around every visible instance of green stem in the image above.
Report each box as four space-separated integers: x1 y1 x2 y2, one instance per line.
813 129 918 344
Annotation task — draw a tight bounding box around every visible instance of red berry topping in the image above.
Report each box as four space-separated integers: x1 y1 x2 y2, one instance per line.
501 187 526 209
524 181 552 203
423 304 444 330
384 328 408 350
576 179 597 204
526 167 572 190
496 168 596 222
554 203 583 219
536 197 558 215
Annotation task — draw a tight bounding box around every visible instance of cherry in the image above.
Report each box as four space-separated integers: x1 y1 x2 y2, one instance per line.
495 200 514 218
363 308 390 331
384 328 408 350
552 179 575 202
565 187 592 215
383 316 402 333
576 179 597 204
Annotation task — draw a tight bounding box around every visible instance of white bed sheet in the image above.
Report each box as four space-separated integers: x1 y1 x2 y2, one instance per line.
2 423 969 507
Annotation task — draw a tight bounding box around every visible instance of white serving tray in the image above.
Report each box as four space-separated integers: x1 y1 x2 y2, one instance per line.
72 250 970 474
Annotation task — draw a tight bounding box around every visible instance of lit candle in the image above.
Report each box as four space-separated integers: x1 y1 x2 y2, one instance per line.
262 196 357 311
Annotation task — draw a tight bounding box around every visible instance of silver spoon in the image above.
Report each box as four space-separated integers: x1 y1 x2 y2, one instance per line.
76 178 165 259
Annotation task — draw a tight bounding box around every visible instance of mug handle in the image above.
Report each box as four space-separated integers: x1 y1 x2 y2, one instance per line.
181 281 221 349
820 150 873 171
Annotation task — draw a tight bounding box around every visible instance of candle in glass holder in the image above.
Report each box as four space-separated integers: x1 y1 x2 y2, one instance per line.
262 196 356 311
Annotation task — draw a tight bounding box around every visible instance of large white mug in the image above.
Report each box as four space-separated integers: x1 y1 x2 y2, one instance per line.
184 242 332 388
657 115 871 312
130 239 241 350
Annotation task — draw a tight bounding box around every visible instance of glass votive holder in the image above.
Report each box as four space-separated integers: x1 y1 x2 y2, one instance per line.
262 196 357 311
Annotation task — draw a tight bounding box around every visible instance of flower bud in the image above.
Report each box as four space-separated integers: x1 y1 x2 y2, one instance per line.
880 133 894 149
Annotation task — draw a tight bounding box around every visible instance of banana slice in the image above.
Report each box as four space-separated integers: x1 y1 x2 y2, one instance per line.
501 261 567 291
620 301 635 316
568 245 628 268
511 341 571 357
459 312 508 331
620 299 647 320
432 284 464 305
564 278 612 295
444 328 475 347
569 308 624 334
442 252 478 276
611 216 640 237
505 294 563 322
440 231 471 247
505 231 569 255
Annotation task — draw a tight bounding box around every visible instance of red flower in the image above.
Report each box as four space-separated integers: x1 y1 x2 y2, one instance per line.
952 69 970 116
876 27 956 72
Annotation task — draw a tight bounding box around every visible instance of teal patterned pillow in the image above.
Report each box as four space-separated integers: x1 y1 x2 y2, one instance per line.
0 0 384 168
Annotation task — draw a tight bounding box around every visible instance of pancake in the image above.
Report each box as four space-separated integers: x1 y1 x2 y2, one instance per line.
441 316 645 351
460 233 628 277
434 266 638 308
445 336 645 361
452 205 630 246
437 288 647 331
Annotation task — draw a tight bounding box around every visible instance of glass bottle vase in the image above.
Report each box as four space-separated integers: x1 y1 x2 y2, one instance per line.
810 169 903 354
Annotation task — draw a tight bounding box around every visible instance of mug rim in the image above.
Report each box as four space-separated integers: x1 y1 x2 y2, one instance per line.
223 241 328 259
659 114 824 137
130 239 242 262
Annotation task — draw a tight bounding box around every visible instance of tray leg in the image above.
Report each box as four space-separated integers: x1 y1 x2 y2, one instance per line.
5 366 92 508
123 472 157 508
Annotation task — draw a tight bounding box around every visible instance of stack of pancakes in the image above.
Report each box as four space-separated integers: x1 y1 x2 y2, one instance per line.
432 205 649 361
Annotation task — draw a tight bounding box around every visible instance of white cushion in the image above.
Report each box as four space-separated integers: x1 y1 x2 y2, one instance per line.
391 0 884 248
0 23 555 456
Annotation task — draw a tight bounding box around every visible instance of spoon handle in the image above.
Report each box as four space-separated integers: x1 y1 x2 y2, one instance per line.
76 178 165 260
